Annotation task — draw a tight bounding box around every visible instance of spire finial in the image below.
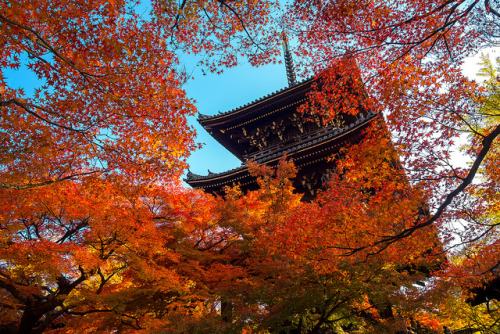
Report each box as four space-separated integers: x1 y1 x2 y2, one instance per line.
282 32 297 87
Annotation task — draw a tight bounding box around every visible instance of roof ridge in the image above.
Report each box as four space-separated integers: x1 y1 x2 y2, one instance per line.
196 77 314 122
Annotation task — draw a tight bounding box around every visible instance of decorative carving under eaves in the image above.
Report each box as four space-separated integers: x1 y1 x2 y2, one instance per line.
299 171 321 197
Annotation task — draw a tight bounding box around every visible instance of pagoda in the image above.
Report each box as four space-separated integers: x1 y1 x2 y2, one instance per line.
184 40 462 332
185 38 376 200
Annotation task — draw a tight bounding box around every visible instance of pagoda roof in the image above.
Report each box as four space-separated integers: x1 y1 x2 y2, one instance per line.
186 164 246 182
185 111 378 188
196 77 315 161
197 77 313 123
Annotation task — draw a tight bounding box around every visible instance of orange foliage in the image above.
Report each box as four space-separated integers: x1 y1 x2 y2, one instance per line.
284 1 500 331
2 0 500 332
194 151 441 333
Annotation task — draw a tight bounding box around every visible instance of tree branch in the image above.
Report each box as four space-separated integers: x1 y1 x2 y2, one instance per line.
382 123 500 246
485 0 500 18
345 123 500 255
1 98 87 133
215 0 265 52
0 170 101 190
0 14 106 80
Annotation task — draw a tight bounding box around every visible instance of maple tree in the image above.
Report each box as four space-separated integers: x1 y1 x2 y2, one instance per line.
284 0 500 247
0 0 280 189
182 148 441 333
0 177 230 332
413 54 500 333
284 0 500 332
283 0 500 314
0 0 279 332
2 0 500 332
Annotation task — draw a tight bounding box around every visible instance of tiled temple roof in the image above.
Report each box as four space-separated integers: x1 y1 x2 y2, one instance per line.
185 111 376 183
196 78 312 123
185 165 247 181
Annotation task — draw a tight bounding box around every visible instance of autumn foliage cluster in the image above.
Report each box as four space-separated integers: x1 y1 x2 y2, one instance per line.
1 0 500 333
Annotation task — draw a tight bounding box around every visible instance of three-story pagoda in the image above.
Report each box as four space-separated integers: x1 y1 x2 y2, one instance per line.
185 39 376 200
